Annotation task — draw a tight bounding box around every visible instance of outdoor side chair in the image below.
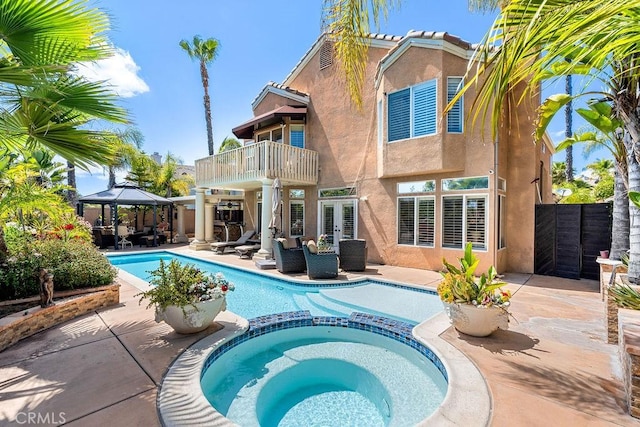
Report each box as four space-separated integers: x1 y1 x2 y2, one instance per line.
273 239 306 273
302 243 339 279
338 239 368 271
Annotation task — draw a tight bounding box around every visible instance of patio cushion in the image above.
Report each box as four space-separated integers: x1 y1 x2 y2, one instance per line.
306 240 318 254
276 238 289 249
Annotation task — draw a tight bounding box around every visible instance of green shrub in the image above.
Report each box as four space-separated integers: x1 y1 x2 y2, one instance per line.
0 238 116 300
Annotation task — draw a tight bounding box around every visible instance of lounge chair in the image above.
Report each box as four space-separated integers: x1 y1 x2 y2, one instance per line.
235 243 261 259
339 239 368 271
302 241 338 279
211 230 256 254
273 238 306 273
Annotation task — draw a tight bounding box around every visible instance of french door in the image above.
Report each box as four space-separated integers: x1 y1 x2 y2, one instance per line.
319 200 356 253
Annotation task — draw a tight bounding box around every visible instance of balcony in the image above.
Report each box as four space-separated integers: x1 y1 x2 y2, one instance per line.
195 140 318 190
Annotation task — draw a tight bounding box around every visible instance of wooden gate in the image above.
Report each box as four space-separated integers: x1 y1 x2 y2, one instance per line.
534 203 612 280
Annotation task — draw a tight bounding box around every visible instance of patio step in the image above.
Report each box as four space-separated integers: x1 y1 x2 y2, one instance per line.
291 294 337 317
304 293 352 317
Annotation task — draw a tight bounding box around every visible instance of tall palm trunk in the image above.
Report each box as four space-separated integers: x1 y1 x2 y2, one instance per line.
108 166 116 189
564 74 574 182
0 227 8 262
66 161 78 207
627 138 640 282
201 61 214 156
610 164 629 260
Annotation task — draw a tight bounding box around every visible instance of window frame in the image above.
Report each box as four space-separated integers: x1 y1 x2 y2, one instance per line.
441 194 488 251
397 195 436 247
498 194 506 250
289 200 305 237
387 79 438 143
289 124 305 148
446 77 464 133
256 127 283 143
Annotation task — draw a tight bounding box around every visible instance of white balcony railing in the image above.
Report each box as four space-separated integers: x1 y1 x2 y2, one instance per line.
195 140 318 188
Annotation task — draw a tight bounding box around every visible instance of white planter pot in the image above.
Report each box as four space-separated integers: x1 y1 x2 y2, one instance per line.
156 298 226 334
443 302 509 337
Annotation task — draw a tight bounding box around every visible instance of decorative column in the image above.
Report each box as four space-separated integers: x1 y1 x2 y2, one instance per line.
174 205 189 243
254 179 273 260
189 187 210 250
205 202 215 242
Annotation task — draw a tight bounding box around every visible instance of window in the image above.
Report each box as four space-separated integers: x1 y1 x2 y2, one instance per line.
290 125 304 148
442 195 487 250
319 187 356 198
398 197 435 247
398 180 435 194
442 176 489 191
498 195 506 249
387 79 437 142
447 77 463 133
290 201 304 236
257 128 283 143
289 189 305 199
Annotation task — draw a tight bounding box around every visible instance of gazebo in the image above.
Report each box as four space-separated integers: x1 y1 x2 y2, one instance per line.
78 183 174 250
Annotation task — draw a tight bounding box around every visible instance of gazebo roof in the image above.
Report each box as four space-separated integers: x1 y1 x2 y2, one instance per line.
79 183 173 206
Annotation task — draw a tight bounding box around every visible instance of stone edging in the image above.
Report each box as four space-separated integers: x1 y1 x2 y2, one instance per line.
0 283 120 352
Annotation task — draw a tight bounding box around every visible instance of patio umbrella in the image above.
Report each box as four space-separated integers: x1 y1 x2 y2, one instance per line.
269 177 282 234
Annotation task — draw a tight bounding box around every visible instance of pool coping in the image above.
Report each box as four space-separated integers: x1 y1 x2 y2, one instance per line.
157 310 491 427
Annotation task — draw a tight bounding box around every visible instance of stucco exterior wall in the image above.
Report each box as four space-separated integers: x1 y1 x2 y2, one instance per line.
239 34 549 274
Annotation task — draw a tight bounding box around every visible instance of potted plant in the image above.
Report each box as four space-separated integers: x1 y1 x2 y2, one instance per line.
137 259 234 334
437 243 511 337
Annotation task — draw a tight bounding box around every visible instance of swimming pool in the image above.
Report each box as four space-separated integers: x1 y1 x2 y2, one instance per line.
109 251 443 324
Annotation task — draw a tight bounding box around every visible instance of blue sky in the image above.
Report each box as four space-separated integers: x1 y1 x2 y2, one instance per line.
76 0 609 195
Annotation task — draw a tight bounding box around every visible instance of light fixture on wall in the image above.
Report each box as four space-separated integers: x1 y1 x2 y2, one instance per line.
359 196 368 202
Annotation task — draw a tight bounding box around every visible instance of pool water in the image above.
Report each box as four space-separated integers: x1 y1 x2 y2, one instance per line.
109 252 442 324
200 325 447 426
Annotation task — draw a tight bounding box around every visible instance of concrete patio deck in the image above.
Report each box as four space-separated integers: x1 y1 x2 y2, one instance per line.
0 244 636 426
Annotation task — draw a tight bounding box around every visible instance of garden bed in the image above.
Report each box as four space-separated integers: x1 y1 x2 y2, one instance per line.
0 283 120 352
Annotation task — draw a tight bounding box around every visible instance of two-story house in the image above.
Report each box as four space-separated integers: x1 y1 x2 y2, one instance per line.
191 30 553 273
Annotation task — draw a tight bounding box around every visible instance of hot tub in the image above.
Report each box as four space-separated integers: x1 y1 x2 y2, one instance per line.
200 313 447 426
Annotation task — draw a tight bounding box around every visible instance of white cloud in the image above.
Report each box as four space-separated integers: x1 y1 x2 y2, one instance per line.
76 48 150 98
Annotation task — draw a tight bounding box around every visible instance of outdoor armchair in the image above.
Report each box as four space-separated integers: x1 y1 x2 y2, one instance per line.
302 242 339 279
273 239 306 273
338 239 368 271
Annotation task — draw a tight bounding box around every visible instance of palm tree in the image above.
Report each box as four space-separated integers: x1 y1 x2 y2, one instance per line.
151 153 194 198
556 101 628 259
588 159 615 181
219 136 241 153
179 36 221 156
453 0 640 280
552 162 569 186
565 75 574 182
0 0 128 169
107 127 145 189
